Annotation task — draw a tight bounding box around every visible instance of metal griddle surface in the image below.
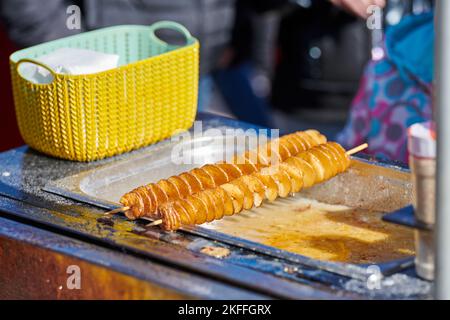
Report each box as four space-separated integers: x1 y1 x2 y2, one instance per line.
44 127 416 280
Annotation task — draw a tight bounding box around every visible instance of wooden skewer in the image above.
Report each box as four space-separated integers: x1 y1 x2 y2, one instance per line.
104 206 129 216
145 143 370 228
346 143 368 156
105 143 369 221
146 219 163 227
145 144 370 228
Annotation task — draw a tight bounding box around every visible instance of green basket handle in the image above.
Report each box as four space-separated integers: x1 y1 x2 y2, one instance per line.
148 21 196 50
16 58 56 85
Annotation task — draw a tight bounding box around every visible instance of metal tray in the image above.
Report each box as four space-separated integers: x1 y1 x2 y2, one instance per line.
44 128 415 280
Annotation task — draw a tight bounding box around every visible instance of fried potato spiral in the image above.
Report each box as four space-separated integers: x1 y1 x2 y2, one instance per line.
159 142 351 231
119 130 327 220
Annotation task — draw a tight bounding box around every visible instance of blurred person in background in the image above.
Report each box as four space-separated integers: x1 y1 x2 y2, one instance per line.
272 0 434 163
210 0 285 127
271 0 372 137
332 0 435 163
330 0 386 18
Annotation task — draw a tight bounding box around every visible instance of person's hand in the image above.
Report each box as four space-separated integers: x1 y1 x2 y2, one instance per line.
330 0 386 18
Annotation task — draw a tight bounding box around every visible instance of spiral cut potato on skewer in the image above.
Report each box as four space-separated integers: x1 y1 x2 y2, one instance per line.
158 142 351 231
119 130 327 220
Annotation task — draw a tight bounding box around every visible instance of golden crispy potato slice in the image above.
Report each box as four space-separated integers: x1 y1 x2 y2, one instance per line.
295 132 312 152
179 197 198 225
243 150 262 168
149 184 169 208
231 178 254 210
328 142 351 168
216 187 235 216
288 134 308 153
159 203 180 231
204 188 225 220
134 186 153 217
166 179 181 198
253 143 271 166
310 147 336 179
240 175 265 207
167 176 190 199
253 173 278 202
179 173 202 194
157 179 180 202
168 206 182 230
120 192 142 220
302 132 318 149
186 195 209 225
170 202 192 225
159 206 172 230
257 150 270 167
297 151 325 182
212 164 231 182
295 133 313 149
280 163 304 193
276 169 293 197
238 151 261 171
280 136 299 156
236 163 258 176
190 168 216 189
330 143 350 170
286 157 316 188
202 164 228 185
216 163 244 179
157 203 170 224
144 185 158 214
305 129 327 145
232 163 246 176
172 200 196 225
267 142 282 165
220 183 244 214
319 144 344 173
259 167 291 198
196 191 216 223
275 142 291 161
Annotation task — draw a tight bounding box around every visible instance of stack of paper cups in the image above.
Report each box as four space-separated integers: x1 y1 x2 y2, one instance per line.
408 121 436 281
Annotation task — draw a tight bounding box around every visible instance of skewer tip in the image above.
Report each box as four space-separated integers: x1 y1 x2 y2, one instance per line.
104 206 130 216
346 143 369 156
145 219 163 228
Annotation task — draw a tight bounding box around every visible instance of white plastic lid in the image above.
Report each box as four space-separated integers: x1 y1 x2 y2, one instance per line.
407 121 436 159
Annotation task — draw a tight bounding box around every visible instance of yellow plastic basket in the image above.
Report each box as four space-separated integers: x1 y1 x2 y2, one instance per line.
9 21 199 161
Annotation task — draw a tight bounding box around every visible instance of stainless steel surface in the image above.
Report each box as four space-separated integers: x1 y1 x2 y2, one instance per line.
410 157 436 225
415 230 435 281
435 0 450 300
410 155 436 280
44 128 417 281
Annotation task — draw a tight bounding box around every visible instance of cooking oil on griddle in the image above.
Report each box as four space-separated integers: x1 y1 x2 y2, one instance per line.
204 197 414 265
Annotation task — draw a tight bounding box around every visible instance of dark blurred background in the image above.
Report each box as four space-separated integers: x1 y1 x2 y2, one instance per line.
208 0 371 137
0 22 21 151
